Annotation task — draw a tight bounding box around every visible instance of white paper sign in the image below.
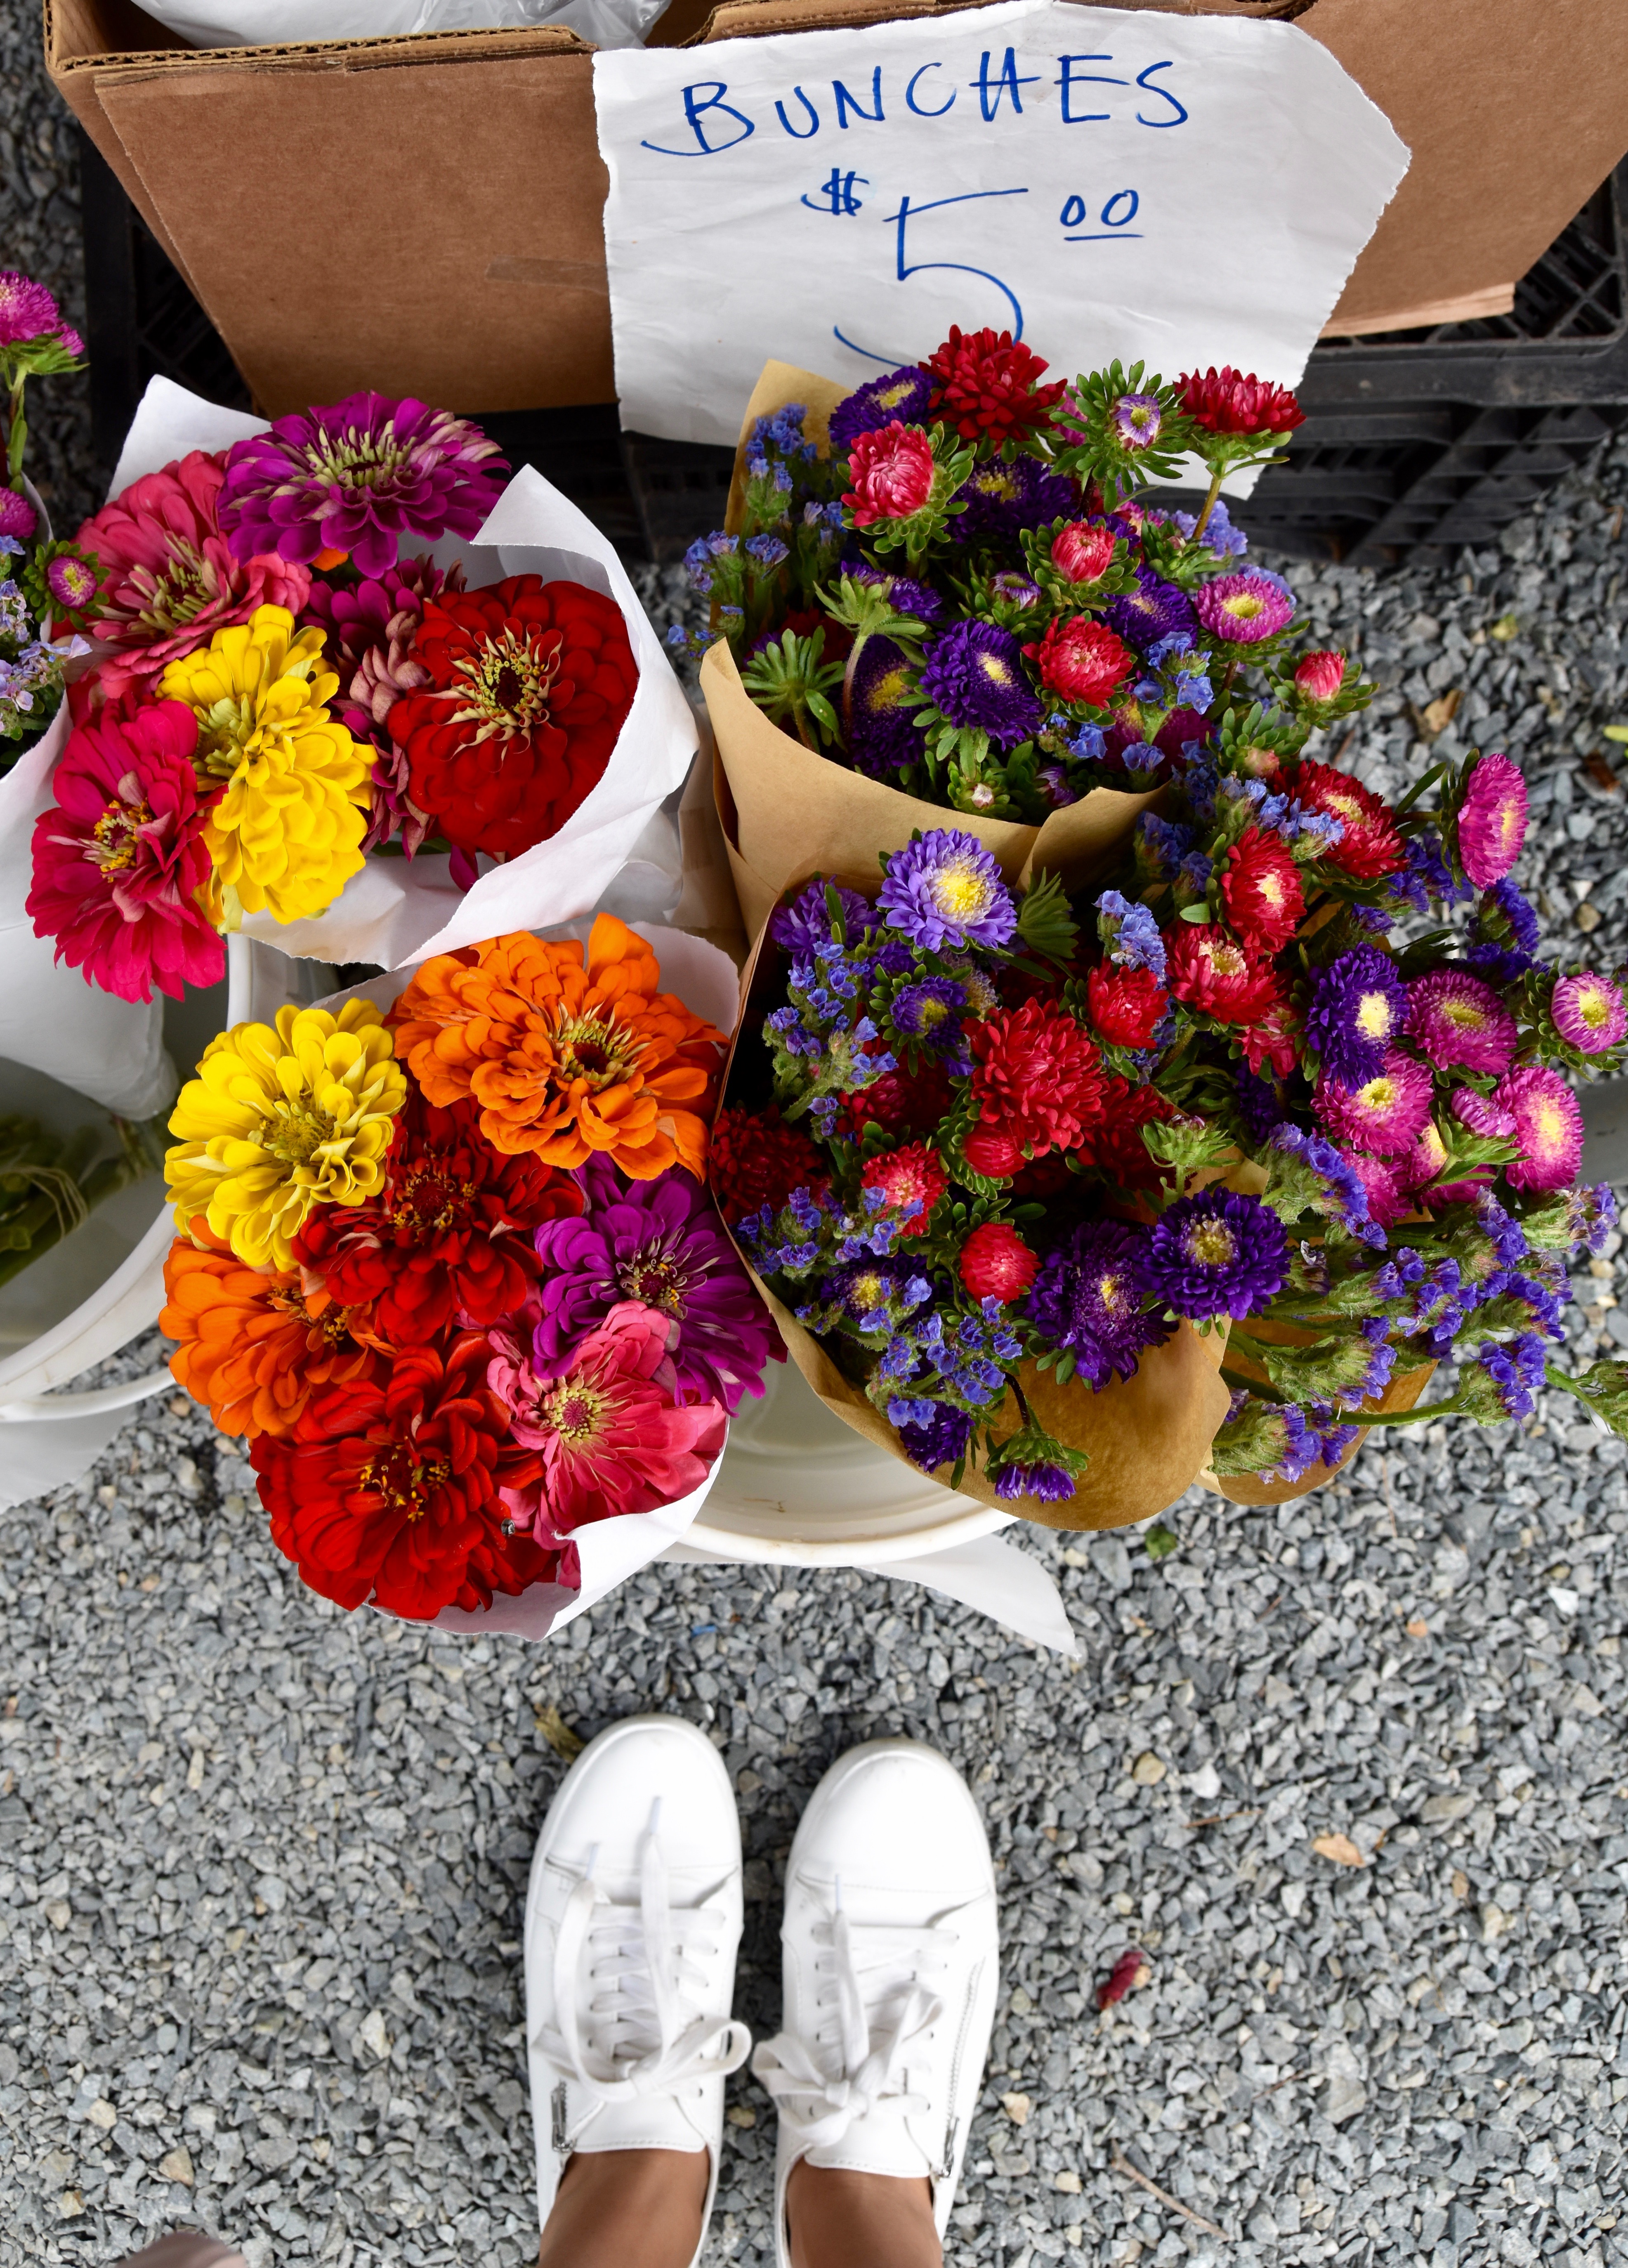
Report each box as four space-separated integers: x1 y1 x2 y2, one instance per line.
595 0 1409 446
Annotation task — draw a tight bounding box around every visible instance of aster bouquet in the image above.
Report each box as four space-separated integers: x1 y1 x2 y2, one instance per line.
158 914 779 1629
687 329 1313 937
26 378 698 1004
1 267 97 761
713 776 1628 1529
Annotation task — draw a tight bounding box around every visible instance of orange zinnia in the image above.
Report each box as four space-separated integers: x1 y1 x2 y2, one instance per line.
160 1222 382 1439
389 917 725 1179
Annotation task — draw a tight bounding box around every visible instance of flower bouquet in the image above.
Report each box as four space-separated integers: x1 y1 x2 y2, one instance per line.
159 914 780 1631
26 377 699 1001
685 331 1310 936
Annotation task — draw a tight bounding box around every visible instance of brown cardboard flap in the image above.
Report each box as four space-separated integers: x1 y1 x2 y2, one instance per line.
1201 1357 1436 1505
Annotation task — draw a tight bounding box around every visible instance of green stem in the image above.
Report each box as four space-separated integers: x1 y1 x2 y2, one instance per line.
6 372 24 484
1189 465 1225 546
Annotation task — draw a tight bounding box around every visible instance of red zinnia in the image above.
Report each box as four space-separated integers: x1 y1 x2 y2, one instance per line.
390 574 637 862
1024 615 1135 709
1293 760 1402 882
923 325 1066 447
841 1059 953 1141
1086 963 1168 1049
252 1332 554 1619
293 1091 582 1343
1176 366 1305 437
1084 1077 1176 1191
958 1222 1038 1303
860 1141 947 1227
709 1103 827 1224
1220 826 1305 952
1165 924 1284 1025
968 997 1104 1158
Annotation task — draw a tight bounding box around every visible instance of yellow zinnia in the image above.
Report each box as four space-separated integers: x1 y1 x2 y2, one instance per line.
165 999 406 1269
158 603 373 928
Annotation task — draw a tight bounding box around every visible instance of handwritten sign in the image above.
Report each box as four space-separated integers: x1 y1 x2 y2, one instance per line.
593 0 1408 447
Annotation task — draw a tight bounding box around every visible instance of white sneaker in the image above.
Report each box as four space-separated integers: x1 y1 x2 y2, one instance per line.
525 1714 751 2267
752 1739 999 2267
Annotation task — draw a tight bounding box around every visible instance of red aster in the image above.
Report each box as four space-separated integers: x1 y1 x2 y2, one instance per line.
1083 1077 1176 1191
923 325 1066 447
252 1332 554 1620
962 1124 1023 1178
1176 366 1305 437
293 1091 581 1344
1239 1002 1302 1081
1293 760 1403 882
391 574 637 862
860 1140 947 1227
709 1102 827 1224
1220 825 1305 952
968 997 1104 1158
1165 924 1284 1025
1023 615 1135 709
1086 963 1169 1049
958 1222 1038 1302
840 1058 954 1141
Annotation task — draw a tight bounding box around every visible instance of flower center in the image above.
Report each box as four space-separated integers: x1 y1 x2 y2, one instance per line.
318 1303 359 1347
90 793 151 872
1095 1270 1128 1313
915 997 948 1030
619 1245 690 1318
390 1160 474 1239
544 1381 606 1446
1531 1100 1567 1148
1184 1221 1238 1269
552 1010 643 1091
297 422 414 492
849 1270 888 1312
359 1440 448 1520
1358 1076 1398 1111
878 377 917 411
1581 989 1613 1028
975 469 1021 503
1356 990 1394 1038
451 625 561 741
1442 997 1487 1031
930 860 993 923
192 692 262 780
265 1103 337 1167
978 654 1013 687
866 664 913 714
1225 594 1266 622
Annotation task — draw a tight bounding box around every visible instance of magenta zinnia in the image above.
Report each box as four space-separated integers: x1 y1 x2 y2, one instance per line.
1552 971 1627 1054
218 394 508 579
26 699 223 1003
1313 1049 1434 1156
1457 752 1527 888
1406 967 1517 1075
1493 1065 1583 1193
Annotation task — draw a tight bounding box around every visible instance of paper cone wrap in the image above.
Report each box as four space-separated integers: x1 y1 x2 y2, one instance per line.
1201 1328 1438 1506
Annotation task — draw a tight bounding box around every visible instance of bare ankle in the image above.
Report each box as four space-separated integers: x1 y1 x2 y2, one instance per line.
785 2160 942 2268
537 2146 709 2268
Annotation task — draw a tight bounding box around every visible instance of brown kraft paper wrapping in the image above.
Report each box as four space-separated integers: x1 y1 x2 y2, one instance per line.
702 360 1160 945
720 902 1234 1536
1201 1312 1438 1505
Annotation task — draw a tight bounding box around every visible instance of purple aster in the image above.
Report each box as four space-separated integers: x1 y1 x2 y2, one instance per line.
1480 876 1541 954
1407 967 1517 1075
918 621 1039 750
848 562 944 622
847 634 927 780
0 270 70 348
891 1399 974 1474
889 976 967 1055
218 393 508 577
951 454 1076 542
1305 946 1409 1085
1236 1065 1288 1146
1194 571 1296 645
989 571 1044 610
770 876 871 959
0 487 35 542
1140 1189 1291 1321
829 367 935 451
45 552 99 613
1039 764 1078 808
1024 1221 1170 1387
1112 393 1164 448
878 828 1018 952
1104 566 1197 653
993 1458 1077 1503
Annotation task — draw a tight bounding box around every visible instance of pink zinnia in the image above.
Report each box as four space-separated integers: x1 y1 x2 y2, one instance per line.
844 422 936 527
73 451 311 695
1458 752 1527 888
1313 1049 1434 1156
0 486 36 541
1552 971 1627 1053
0 270 72 350
1494 1066 1583 1193
1193 572 1295 645
26 699 223 1004
491 1300 726 1545
1406 967 1517 1075
1340 1148 1411 1228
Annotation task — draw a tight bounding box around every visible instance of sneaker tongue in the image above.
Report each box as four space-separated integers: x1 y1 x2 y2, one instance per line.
805 2096 933 2181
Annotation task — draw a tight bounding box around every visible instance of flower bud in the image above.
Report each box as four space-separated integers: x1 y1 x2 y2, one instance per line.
1294 650 1347 702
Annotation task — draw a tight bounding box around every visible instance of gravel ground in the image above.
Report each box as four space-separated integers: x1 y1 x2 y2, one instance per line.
5 12 1628 2264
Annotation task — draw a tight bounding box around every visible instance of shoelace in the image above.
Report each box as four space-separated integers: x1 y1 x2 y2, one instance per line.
537 1809 750 2139
752 1890 956 2152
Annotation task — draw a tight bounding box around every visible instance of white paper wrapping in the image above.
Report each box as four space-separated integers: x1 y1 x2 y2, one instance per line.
102 380 701 971
594 0 1409 447
0 705 175 1118
134 0 667 51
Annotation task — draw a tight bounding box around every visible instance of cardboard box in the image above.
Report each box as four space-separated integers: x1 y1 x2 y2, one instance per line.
44 0 1628 416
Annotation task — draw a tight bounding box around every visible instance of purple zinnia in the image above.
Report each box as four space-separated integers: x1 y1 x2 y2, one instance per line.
1140 1190 1291 1322
829 367 935 452
218 392 508 577
771 876 871 960
878 828 1017 952
1305 946 1409 1086
847 634 927 780
951 454 1076 542
0 271 75 350
1025 1221 1170 1387
0 487 35 542
1194 571 1295 645
531 1162 777 1414
892 1399 974 1474
918 621 1039 750
1407 967 1517 1075
1105 566 1197 653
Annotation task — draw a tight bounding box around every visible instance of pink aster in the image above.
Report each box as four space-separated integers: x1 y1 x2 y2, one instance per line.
1449 1086 1516 1141
0 270 69 348
1493 1066 1584 1193
73 451 310 699
1313 1049 1434 1155
1340 1147 1411 1228
0 486 36 541
26 698 223 1004
1552 971 1627 1053
1458 752 1527 888
490 1300 727 1546
1401 1117 1489 1208
1193 571 1295 645
844 422 936 527
1406 967 1517 1075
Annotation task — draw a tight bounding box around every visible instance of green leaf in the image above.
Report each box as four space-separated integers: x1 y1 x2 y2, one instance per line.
1143 1524 1179 1562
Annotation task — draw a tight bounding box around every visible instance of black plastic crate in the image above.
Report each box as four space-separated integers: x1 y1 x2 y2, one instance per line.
76 127 1628 567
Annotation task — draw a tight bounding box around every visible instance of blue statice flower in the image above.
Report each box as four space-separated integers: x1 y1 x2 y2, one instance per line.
1268 1123 1386 1248
1392 827 1468 913
1480 876 1541 955
744 532 789 569
993 1458 1077 1503
1051 716 1107 765
1135 811 1195 880
1135 631 1213 711
1171 498 1248 556
1120 741 1164 775
1095 888 1166 979
1271 1401 1359 1484
1568 1181 1619 1259
889 1399 974 1474
1475 1332 1547 1420
878 829 1018 952
1350 902 1395 935
1178 850 1214 895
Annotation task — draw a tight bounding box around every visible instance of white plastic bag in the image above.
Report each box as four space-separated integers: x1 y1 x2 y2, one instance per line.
136 0 668 50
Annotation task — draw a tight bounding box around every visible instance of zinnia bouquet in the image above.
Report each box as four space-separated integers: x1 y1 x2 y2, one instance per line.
28 389 656 1002
715 765 1628 1525
159 914 780 1624
0 268 95 760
